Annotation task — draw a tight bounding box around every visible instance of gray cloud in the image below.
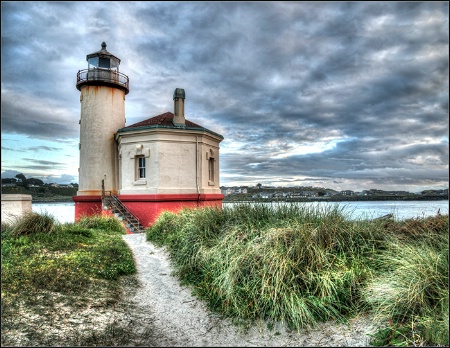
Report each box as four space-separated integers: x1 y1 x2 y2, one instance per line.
26 146 62 152
22 158 63 167
1 1 448 190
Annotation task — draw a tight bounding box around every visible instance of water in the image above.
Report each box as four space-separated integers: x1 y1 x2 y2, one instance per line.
32 200 448 225
330 200 448 220
224 200 449 221
32 202 77 224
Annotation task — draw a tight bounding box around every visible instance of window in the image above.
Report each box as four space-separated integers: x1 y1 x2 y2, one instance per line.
88 57 98 68
207 149 216 186
133 146 149 185
99 57 110 69
110 57 120 71
137 156 146 179
208 157 214 183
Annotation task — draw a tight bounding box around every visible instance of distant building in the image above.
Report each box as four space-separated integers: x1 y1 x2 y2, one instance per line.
340 190 355 196
221 187 248 196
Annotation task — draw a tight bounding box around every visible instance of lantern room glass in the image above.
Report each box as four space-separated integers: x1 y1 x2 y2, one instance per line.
87 56 119 71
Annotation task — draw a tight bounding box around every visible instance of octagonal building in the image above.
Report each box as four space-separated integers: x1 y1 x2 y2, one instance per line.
73 43 224 229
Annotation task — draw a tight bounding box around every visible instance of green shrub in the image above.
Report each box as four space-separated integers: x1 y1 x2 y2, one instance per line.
1 222 14 238
2 215 135 297
11 211 55 236
78 215 125 233
147 203 448 345
362 216 449 346
147 203 386 330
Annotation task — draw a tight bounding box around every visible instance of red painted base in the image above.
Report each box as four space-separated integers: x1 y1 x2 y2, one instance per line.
73 195 103 220
73 194 224 229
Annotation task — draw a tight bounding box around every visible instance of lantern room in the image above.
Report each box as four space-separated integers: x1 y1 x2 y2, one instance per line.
87 42 121 70
76 42 129 94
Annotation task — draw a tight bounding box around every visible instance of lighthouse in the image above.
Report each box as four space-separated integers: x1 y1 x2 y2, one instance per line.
73 42 224 229
74 42 129 217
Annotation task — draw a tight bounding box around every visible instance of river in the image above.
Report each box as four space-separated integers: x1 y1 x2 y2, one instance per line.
32 200 448 225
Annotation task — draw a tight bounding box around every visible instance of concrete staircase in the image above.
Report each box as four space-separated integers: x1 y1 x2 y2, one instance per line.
102 195 146 233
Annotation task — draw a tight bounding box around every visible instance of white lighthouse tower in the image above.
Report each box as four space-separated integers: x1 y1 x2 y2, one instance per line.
74 42 129 217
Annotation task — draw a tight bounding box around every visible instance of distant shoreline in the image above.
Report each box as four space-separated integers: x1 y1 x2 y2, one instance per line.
32 197 75 203
30 196 449 204
224 196 449 203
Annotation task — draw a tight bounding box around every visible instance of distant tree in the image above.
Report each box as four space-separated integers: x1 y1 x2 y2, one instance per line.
37 186 49 194
1 178 17 184
15 173 26 182
256 183 262 190
15 173 28 189
27 178 44 186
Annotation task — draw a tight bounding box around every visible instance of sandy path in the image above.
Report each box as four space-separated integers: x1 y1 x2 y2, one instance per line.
122 233 379 347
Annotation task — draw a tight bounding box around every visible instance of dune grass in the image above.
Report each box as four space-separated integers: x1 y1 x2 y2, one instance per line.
362 215 449 346
2 212 135 295
1 212 137 346
2 203 447 346
146 202 448 346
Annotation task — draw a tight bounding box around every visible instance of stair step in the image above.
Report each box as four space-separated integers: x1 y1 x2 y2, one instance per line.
104 194 144 233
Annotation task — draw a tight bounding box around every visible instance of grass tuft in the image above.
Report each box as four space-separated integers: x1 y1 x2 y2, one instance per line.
77 214 126 232
362 215 449 346
146 202 448 345
10 211 56 236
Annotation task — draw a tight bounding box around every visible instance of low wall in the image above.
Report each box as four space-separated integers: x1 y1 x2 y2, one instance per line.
117 193 224 228
1 194 33 224
73 193 224 228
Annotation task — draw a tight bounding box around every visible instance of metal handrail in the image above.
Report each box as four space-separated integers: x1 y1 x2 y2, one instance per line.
110 195 141 223
76 68 129 93
102 192 143 230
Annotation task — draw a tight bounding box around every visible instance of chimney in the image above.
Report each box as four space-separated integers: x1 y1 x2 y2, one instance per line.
173 88 185 126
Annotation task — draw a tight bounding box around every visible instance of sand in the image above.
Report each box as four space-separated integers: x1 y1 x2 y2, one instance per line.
121 233 381 347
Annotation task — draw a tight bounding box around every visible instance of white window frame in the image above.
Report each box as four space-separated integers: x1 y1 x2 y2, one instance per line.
136 155 146 180
131 145 150 186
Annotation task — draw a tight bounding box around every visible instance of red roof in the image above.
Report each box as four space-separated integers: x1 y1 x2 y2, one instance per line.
123 112 202 129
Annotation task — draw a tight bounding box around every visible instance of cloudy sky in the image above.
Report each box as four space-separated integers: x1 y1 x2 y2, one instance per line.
1 1 448 192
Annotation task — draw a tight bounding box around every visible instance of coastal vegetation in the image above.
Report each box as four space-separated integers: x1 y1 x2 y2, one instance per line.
146 203 449 346
1 213 137 346
1 204 448 346
222 186 448 202
1 184 77 202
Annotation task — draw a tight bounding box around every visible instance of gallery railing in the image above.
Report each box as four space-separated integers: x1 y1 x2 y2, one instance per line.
76 68 129 94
